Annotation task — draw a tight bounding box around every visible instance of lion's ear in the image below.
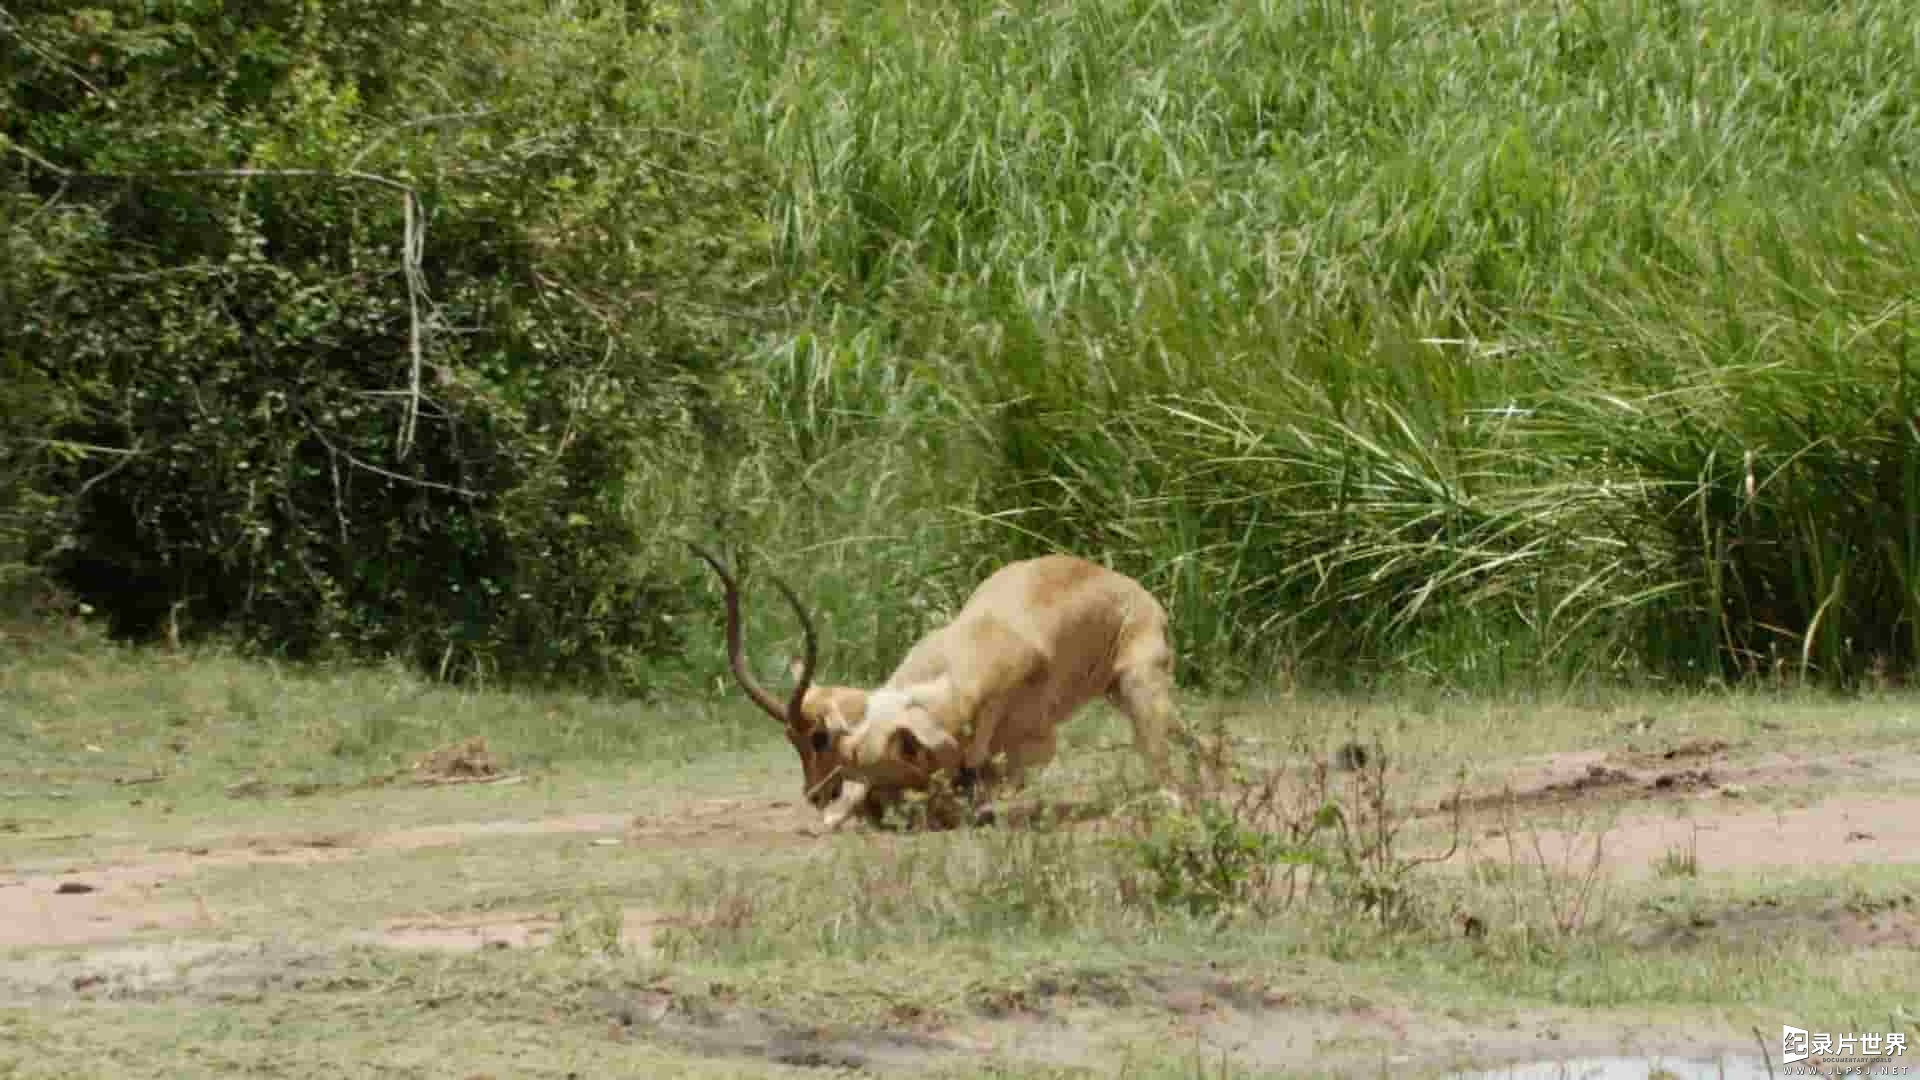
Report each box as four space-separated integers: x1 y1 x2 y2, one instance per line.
893 726 925 764
896 706 958 765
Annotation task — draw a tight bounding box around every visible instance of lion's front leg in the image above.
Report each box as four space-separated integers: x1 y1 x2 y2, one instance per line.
951 759 1001 826
958 729 1057 827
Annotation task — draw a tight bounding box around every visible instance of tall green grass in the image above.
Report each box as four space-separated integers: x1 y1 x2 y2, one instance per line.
664 0 1920 691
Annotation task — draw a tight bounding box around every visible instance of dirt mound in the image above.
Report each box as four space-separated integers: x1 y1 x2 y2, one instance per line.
1445 762 1643 813
1439 742 1740 815
1629 892 1920 949
1440 740 1920 822
410 736 506 784
1610 737 1734 768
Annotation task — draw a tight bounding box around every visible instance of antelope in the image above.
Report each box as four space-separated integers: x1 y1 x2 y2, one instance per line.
691 544 1181 830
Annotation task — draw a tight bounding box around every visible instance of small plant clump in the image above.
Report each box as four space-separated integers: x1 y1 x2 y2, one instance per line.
1125 730 1464 928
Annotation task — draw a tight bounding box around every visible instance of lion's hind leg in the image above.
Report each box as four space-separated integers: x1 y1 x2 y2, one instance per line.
1107 638 1180 793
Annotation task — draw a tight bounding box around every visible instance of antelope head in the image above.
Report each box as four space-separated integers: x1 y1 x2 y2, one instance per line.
689 543 874 825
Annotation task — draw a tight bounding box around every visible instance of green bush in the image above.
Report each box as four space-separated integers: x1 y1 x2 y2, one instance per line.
2 0 772 690
1131 798 1310 920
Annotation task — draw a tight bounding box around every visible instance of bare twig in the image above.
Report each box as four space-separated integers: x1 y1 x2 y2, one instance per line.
328 451 350 546
0 7 111 105
98 263 244 283
348 108 493 170
2 141 81 231
2 138 77 176
299 410 477 499
398 185 426 460
74 440 144 498
7 437 137 456
1753 1026 1776 1080
43 163 414 195
18 176 70 229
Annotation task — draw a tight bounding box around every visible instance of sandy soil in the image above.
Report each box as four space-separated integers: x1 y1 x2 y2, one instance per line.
3 736 1915 1075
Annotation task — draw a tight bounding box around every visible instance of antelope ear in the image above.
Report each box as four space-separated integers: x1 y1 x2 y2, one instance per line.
788 689 818 735
836 691 868 728
788 656 808 681
819 700 855 738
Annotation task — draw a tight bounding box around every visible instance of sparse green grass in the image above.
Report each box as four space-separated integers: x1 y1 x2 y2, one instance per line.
0 966 786 1079
6 634 1920 1075
0 622 781 839
1654 833 1702 880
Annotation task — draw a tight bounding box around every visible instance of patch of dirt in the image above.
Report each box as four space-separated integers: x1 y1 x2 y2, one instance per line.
591 969 1771 1075
598 985 981 1070
1442 759 1645 812
1443 740 1920 818
0 942 330 1005
5 733 1918 1075
1462 793 1920 880
1414 739 1920 878
0 799 815 951
0 839 362 947
1439 740 1745 815
0 938 1799 1076
370 812 633 851
984 968 1790 1075
623 798 822 851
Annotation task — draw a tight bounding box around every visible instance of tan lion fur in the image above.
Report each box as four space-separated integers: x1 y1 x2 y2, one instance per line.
819 555 1179 828
694 546 1179 831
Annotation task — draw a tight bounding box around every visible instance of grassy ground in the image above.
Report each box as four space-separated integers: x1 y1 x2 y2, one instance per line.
5 627 1918 1077
8 1 1920 1073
